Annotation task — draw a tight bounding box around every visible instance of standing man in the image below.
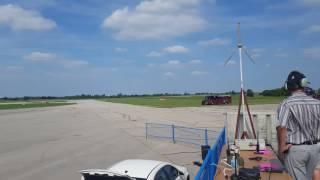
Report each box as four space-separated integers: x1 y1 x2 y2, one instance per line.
277 70 320 180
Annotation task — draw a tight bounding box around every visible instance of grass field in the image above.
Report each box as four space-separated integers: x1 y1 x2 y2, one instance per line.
101 95 286 108
0 101 75 110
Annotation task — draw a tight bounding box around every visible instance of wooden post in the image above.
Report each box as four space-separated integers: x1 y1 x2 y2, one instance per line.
239 113 243 139
244 94 256 138
235 91 243 139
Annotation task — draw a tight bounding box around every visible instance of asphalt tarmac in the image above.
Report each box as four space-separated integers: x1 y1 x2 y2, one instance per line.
0 100 277 180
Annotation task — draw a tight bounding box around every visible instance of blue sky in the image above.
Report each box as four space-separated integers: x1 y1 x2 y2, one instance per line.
0 0 319 97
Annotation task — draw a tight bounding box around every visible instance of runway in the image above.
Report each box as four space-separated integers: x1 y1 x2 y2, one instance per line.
0 100 277 179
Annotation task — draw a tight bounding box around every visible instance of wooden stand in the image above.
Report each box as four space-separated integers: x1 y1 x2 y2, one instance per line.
235 89 256 139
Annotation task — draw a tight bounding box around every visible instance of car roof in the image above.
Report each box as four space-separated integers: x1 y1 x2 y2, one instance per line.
108 159 165 179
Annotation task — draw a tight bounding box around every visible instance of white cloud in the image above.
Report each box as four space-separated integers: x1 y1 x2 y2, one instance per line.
302 25 320 34
24 51 89 68
146 51 163 57
5 66 24 72
251 48 265 53
24 52 56 61
274 52 289 58
14 0 57 9
102 0 206 40
164 72 175 77
167 60 180 65
298 0 320 7
61 60 89 68
111 67 118 72
248 48 265 59
147 63 156 68
225 60 237 66
191 70 208 76
164 45 188 53
265 3 294 11
198 38 231 46
148 45 188 58
115 47 127 52
189 59 202 64
304 47 320 59
0 4 56 31
251 54 261 59
265 1 320 10
136 0 200 13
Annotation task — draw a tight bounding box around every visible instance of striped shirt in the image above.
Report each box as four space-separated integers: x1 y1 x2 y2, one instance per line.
277 91 320 144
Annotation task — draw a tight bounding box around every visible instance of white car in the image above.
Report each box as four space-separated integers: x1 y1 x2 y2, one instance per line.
80 159 190 180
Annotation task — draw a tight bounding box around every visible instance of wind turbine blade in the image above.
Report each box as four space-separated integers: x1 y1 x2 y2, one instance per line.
243 47 255 64
224 50 236 66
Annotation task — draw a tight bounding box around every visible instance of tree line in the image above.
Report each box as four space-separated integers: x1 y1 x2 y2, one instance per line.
246 87 320 97
1 88 319 100
0 93 230 100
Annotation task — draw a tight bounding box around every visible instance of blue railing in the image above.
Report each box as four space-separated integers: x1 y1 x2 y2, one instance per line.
195 127 226 180
145 123 218 147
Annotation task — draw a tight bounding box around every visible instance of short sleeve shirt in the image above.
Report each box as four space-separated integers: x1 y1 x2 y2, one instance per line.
277 92 320 144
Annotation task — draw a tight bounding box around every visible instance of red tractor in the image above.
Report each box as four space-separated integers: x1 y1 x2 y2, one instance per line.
201 95 232 105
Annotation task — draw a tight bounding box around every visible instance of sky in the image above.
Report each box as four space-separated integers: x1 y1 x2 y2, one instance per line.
0 0 319 97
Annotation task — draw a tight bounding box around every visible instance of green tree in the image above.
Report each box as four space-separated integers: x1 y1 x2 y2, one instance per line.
318 88 320 95
260 87 289 96
247 89 254 97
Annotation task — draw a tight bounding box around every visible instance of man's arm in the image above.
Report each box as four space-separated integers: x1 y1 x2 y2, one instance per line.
276 102 292 156
277 126 292 155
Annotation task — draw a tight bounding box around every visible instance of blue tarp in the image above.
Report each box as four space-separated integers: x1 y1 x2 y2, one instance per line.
195 127 226 180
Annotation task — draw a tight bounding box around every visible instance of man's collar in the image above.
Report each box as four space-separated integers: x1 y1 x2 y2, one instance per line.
292 90 306 96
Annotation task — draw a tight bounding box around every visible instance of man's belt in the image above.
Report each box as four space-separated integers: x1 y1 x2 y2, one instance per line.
289 140 320 145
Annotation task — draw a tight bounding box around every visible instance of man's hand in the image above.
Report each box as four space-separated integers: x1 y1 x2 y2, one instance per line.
279 144 292 155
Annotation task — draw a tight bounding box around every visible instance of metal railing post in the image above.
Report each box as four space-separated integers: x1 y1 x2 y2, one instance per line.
224 112 228 143
172 124 176 143
205 129 208 146
253 114 258 138
145 123 148 140
266 114 272 144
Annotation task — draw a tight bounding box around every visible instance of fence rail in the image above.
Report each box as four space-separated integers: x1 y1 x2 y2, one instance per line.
145 123 218 146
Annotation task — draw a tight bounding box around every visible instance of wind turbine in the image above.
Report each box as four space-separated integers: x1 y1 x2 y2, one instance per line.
225 23 256 139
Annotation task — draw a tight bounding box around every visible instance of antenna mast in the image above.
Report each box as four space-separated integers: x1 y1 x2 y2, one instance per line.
224 23 256 139
237 23 242 46
237 23 247 138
